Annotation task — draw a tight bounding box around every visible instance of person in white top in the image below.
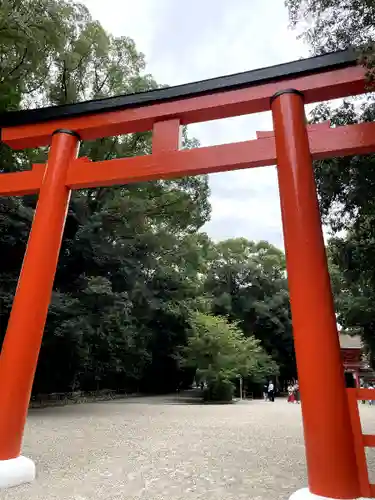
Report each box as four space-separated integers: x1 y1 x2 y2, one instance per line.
268 381 275 402
287 384 295 403
369 384 375 405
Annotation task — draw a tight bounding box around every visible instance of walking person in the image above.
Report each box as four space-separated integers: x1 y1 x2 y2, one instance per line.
369 384 375 405
287 383 295 403
268 380 275 402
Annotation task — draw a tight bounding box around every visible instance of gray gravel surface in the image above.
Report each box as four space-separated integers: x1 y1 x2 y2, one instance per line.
2 395 375 500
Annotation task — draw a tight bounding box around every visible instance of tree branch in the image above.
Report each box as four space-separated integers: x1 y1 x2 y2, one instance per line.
5 47 28 79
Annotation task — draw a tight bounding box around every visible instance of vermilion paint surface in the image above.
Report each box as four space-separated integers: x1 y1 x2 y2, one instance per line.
272 91 360 499
0 132 79 459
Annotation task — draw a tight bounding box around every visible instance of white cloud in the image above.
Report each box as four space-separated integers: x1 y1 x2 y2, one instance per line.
82 0 309 249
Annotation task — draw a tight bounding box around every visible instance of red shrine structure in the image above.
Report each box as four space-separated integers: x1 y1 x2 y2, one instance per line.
340 333 374 387
0 49 374 499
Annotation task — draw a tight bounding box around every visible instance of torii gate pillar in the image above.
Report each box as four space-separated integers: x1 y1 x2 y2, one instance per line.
0 130 80 488
272 89 361 500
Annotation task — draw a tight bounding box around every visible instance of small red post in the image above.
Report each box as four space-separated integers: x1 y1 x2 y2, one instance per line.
0 130 79 460
271 90 360 499
152 119 181 153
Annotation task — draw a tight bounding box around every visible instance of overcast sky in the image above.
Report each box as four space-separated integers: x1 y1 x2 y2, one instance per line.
82 0 309 249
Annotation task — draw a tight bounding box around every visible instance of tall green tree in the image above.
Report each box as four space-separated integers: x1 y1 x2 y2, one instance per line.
183 312 278 401
285 0 375 54
204 238 295 382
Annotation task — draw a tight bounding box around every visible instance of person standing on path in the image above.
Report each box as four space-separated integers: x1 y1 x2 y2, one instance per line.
369 384 375 405
287 383 295 403
268 381 275 402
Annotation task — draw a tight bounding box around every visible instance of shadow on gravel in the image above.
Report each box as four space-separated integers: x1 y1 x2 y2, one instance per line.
110 390 205 406
112 391 244 406
27 391 249 416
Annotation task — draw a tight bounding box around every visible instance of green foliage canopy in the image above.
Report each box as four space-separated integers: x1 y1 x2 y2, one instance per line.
183 312 278 385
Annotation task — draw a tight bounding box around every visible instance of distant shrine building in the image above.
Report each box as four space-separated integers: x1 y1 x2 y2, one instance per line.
339 332 374 387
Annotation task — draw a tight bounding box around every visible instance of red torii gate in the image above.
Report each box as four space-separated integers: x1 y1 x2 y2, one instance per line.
0 49 373 499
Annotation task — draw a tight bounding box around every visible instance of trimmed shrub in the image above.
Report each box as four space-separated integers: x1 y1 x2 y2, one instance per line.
203 379 234 402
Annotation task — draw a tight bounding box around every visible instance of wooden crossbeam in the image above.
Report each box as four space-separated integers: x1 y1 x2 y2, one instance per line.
256 121 331 139
363 435 375 447
66 121 375 190
355 388 375 401
1 121 375 196
0 164 44 196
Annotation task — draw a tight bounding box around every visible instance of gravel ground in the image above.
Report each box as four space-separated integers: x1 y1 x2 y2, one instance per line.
2 395 375 500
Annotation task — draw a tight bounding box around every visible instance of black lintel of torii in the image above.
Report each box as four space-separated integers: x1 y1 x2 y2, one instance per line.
0 49 358 129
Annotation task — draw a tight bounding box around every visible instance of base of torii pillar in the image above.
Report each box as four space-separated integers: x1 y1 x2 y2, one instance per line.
290 487 374 500
0 456 35 489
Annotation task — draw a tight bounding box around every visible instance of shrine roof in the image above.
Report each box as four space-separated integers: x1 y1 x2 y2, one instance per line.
339 333 362 349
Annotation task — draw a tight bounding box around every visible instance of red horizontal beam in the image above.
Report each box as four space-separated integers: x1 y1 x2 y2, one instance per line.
363 435 375 447
355 388 375 401
2 66 366 149
66 138 272 189
258 121 375 160
256 121 331 139
0 164 44 196
65 121 375 190
1 121 374 195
